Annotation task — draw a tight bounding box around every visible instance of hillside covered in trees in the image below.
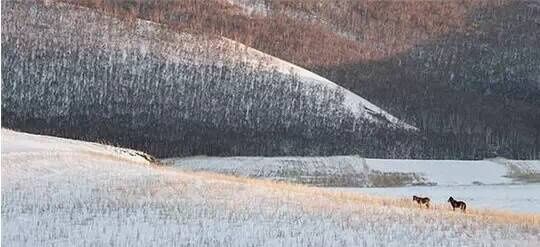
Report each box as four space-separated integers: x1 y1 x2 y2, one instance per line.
57 0 540 159
1 0 418 158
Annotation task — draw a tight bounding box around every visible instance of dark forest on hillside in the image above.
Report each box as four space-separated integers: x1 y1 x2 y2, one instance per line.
3 0 539 159
1 40 418 158
59 0 539 159
1 0 419 158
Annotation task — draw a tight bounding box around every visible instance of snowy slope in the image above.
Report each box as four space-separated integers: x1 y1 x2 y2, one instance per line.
222 36 416 130
165 156 375 186
2 0 416 158
2 129 539 246
2 129 156 164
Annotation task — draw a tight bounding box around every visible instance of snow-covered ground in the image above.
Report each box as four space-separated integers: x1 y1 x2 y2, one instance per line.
165 156 373 186
357 159 540 213
169 156 540 187
334 184 540 213
365 158 540 186
3 129 540 246
171 156 540 213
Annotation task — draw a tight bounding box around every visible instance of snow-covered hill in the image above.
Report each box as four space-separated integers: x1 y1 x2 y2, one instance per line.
1 0 417 158
2 129 539 245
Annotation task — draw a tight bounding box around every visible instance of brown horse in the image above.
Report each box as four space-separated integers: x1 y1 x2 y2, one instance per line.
448 197 466 212
412 195 430 208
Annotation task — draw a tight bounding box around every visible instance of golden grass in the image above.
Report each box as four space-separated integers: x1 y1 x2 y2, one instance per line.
166 169 540 229
5 128 536 229
4 127 537 232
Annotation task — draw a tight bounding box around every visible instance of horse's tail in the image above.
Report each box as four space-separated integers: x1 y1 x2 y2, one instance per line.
462 203 467 212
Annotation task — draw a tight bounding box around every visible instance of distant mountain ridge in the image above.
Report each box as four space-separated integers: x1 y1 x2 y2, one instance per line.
1 1 418 158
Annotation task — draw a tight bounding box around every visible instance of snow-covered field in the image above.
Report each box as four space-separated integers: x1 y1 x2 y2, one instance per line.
165 156 375 186
3 129 540 246
169 156 540 187
334 184 540 213
354 159 540 213
170 156 540 213
365 158 540 186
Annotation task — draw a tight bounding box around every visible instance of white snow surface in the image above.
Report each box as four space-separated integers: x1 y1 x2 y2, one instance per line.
170 156 540 212
366 158 512 186
222 0 270 15
217 32 416 129
166 155 369 178
334 184 540 213
170 156 539 186
3 129 539 246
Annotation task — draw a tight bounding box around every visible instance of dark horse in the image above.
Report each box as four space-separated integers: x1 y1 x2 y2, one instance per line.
448 197 466 212
412 195 430 208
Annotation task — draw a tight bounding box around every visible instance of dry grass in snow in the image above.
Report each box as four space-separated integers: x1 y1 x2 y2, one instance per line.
2 129 539 246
